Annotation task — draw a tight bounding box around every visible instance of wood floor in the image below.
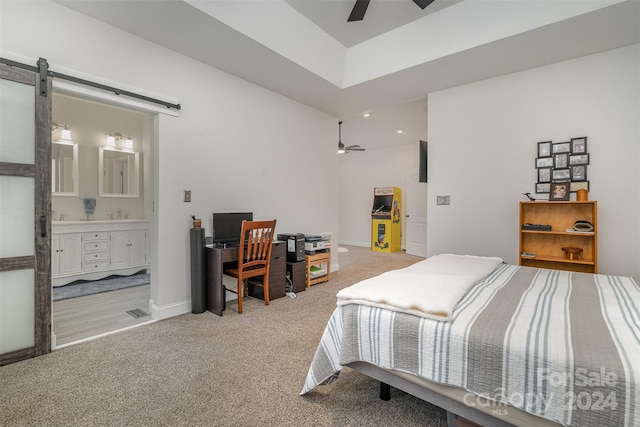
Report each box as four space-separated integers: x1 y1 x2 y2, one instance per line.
52 284 151 347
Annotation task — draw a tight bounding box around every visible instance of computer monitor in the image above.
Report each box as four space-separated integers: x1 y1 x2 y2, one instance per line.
212 212 253 244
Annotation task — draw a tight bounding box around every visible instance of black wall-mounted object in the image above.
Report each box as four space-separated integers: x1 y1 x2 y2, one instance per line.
419 140 428 183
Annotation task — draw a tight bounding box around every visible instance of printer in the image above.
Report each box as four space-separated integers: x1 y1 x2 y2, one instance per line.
304 234 331 254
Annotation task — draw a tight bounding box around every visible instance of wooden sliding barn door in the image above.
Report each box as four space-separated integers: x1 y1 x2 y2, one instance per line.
0 59 52 365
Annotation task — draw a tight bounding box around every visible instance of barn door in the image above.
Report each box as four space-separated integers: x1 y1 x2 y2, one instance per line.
0 59 52 365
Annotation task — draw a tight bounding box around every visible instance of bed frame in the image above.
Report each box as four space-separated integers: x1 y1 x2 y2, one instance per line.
347 361 562 427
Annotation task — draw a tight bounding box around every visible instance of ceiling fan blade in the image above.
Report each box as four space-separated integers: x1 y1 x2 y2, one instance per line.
346 145 366 152
412 0 436 9
348 0 370 22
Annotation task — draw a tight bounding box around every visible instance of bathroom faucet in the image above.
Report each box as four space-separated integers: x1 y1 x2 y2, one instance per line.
124 213 129 220
117 210 123 220
59 214 65 221
109 213 114 221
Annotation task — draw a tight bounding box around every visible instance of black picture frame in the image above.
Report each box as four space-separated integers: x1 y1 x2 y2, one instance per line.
549 181 570 201
552 142 571 154
536 183 550 194
538 167 551 183
554 153 568 168
569 153 590 166
552 168 571 180
571 137 587 154
570 181 590 193
536 157 554 168
538 141 552 157
571 165 587 181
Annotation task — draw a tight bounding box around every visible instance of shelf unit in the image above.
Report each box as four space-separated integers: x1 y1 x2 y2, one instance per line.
519 201 597 273
306 252 330 287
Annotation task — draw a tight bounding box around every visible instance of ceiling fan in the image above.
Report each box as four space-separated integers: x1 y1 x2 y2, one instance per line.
348 0 436 22
338 121 365 153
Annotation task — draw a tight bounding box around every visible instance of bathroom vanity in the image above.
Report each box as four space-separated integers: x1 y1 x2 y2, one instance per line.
52 220 150 287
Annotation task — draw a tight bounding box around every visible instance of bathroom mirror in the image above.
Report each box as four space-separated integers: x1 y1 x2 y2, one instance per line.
52 141 78 196
99 146 139 197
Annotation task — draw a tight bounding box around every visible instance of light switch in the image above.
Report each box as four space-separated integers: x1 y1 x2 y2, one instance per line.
184 190 191 202
437 195 451 205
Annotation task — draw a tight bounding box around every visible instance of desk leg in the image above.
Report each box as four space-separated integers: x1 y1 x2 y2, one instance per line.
206 249 225 316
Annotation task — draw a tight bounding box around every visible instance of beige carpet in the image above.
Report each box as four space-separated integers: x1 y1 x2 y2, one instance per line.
1 246 448 426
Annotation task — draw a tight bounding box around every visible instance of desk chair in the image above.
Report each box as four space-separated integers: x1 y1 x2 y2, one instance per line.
224 220 276 314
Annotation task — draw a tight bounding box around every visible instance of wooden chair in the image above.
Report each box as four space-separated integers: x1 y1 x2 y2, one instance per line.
223 220 276 314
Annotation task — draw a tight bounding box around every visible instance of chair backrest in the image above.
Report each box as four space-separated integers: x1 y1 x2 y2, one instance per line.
238 220 277 271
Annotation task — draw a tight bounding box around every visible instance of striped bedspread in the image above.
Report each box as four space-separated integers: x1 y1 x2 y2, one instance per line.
301 264 640 427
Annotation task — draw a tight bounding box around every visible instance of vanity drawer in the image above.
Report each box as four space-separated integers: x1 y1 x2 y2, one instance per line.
85 241 109 251
84 232 109 241
84 260 108 272
84 251 108 262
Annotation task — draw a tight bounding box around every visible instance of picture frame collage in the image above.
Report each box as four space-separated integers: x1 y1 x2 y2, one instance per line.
535 137 589 200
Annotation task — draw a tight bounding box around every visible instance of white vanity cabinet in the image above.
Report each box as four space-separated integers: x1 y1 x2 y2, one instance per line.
110 229 147 270
51 233 83 278
52 220 150 286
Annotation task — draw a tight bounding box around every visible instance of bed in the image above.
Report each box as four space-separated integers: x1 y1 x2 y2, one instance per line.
301 255 640 427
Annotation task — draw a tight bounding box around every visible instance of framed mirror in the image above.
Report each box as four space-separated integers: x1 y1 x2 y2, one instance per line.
52 140 78 196
99 146 139 198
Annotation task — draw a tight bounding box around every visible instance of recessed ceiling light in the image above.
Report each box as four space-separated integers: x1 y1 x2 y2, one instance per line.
396 129 404 134
363 112 371 118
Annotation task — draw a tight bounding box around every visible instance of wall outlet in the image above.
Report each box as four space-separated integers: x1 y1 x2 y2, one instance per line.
437 195 451 205
184 190 191 202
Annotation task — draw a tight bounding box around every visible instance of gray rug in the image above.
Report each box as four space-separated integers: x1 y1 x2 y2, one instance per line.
53 271 149 301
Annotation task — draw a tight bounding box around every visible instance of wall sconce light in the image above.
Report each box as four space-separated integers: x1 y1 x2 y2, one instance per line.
52 122 72 140
123 135 133 149
105 131 133 149
105 131 117 147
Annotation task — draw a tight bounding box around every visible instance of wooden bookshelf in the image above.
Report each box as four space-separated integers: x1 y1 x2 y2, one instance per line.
519 201 597 273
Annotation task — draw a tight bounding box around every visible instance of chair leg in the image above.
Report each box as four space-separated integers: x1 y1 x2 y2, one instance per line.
237 277 243 314
263 275 270 306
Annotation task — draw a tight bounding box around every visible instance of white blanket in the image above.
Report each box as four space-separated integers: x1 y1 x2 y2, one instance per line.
336 254 503 321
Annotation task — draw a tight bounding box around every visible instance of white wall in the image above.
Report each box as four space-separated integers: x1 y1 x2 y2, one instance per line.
1 1 339 318
339 144 415 247
427 44 640 281
338 99 428 248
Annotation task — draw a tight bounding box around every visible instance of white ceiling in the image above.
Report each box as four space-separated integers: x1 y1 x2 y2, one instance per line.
284 0 464 47
55 0 639 123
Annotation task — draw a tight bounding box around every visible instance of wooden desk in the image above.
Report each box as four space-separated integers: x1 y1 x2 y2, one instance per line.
205 245 238 316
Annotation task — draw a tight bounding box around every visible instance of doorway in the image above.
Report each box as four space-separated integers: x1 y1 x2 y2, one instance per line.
405 168 427 258
50 92 154 348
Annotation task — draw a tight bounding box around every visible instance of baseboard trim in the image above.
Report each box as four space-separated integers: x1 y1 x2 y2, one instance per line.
150 298 190 320
339 240 370 248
